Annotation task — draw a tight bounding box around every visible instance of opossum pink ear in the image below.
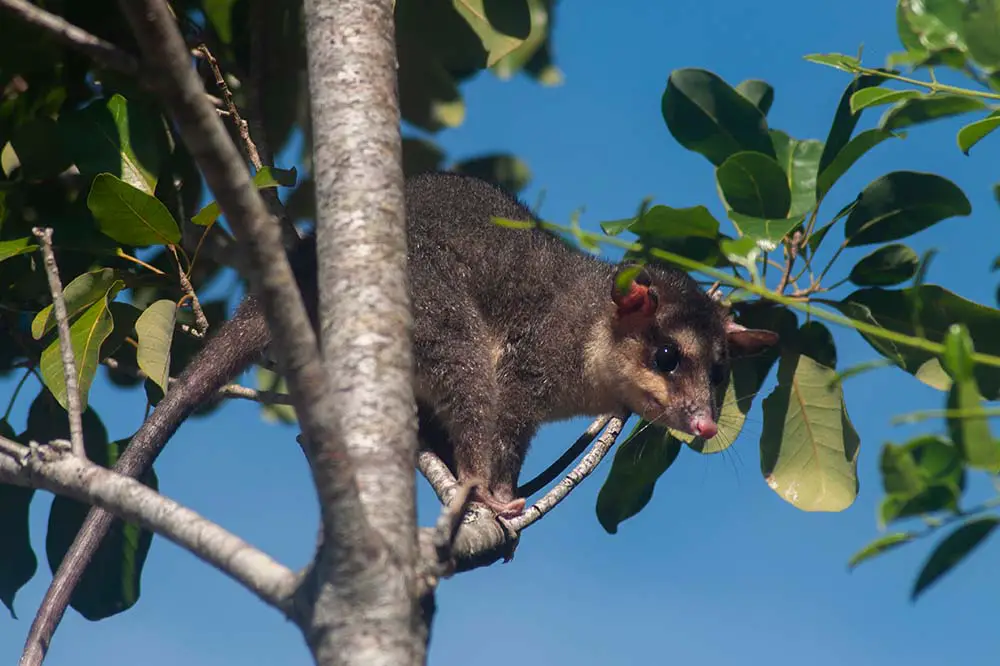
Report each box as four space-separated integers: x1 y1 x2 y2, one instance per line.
612 265 657 318
725 320 779 357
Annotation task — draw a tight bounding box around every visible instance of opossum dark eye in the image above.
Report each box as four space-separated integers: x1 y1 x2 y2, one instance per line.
653 345 680 373
710 364 726 385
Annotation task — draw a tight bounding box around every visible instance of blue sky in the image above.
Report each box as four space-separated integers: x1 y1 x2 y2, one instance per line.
3 1 1000 664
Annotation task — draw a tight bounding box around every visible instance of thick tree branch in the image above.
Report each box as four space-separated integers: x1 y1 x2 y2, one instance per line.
32 228 85 460
302 0 418 663
0 0 139 75
0 436 297 614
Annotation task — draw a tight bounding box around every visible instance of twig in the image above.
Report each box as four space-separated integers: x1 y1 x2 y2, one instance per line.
507 416 625 531
0 0 139 75
103 358 295 405
196 44 262 169
774 230 803 296
173 251 209 337
517 415 611 498
0 435 296 621
32 228 85 460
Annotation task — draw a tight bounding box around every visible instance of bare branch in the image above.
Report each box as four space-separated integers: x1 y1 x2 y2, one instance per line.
196 44 263 169
103 358 295 405
507 416 625 531
31 228 85 460
174 254 209 338
0 436 297 617
517 415 611 498
417 449 460 505
0 0 139 75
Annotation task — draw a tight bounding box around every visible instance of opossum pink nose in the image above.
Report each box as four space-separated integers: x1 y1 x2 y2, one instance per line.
692 419 717 439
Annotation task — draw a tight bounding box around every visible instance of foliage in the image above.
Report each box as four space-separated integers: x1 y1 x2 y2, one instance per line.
577 0 1000 603
0 0 558 620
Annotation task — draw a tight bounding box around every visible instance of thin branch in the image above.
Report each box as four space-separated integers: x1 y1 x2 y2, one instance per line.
0 0 139 75
517 415 610 498
103 358 295 405
196 44 262 169
0 436 297 617
507 416 625 531
174 255 209 338
417 449 460 505
774 230 802 296
32 228 85 460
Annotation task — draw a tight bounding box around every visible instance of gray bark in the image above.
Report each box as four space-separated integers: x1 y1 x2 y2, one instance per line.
301 0 421 664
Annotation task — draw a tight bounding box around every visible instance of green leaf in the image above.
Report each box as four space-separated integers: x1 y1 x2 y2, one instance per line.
803 53 862 72
759 353 860 512
844 171 971 246
848 244 920 287
402 137 446 176
769 131 823 217
10 116 72 180
31 268 119 339
848 533 915 570
203 0 238 43
46 429 157 619
720 237 759 275
963 0 1000 68
818 72 888 177
880 484 959 527
943 323 975 382
596 423 682 534
728 212 805 252
736 79 775 116
912 517 999 601
957 110 1000 155
850 88 921 113
715 152 790 218
88 173 181 247
945 339 998 471
816 128 898 200
453 153 532 194
898 0 967 53
880 95 988 131
134 300 176 394
453 0 530 66
253 165 298 189
0 237 37 263
0 419 37 619
878 435 964 524
662 68 775 167
838 285 1000 398
616 204 725 266
257 367 296 424
59 94 165 195
798 321 837 369
808 220 837 255
38 294 115 411
191 165 299 227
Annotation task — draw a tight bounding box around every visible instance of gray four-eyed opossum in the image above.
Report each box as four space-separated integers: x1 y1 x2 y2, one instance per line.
114 171 779 517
